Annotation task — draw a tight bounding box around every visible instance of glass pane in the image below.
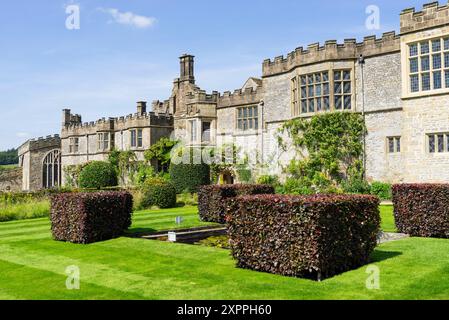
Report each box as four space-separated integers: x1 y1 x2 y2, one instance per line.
410 43 418 57
301 76 306 85
445 38 449 51
344 96 351 110
446 70 449 88
238 108 242 118
243 108 247 117
411 74 419 92
238 120 242 130
432 39 441 52
439 135 444 152
422 73 431 91
322 72 329 82
243 120 248 130
434 71 442 89
433 54 441 69
343 82 351 94
429 135 436 153
301 87 307 98
396 138 401 153
334 71 341 81
301 100 307 113
410 58 419 73
389 138 395 153
445 53 449 68
316 85 322 97
343 71 351 80
421 56 430 71
315 73 321 82
308 85 314 97
308 75 313 84
254 119 258 130
421 41 430 54
316 98 322 111
323 83 329 95
254 106 258 117
308 99 314 113
334 96 342 110
324 97 330 110
334 82 342 94
248 107 252 117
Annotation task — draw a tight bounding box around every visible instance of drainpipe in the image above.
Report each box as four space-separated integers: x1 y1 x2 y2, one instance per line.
358 54 367 181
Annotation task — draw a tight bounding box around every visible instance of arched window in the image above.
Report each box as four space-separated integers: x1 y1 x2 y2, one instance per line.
42 149 61 189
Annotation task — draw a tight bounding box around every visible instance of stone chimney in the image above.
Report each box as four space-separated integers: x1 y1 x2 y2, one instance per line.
179 54 195 84
62 109 71 127
137 101 147 115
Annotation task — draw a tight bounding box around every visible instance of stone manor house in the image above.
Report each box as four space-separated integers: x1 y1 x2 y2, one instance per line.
14 1 449 191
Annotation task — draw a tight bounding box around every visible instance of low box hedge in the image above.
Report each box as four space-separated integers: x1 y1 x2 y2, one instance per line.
393 184 449 238
198 184 275 224
226 194 380 280
50 191 133 244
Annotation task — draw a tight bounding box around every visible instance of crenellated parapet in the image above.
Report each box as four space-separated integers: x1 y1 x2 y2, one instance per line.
185 90 219 105
262 32 400 77
400 1 449 34
218 86 263 108
18 135 61 155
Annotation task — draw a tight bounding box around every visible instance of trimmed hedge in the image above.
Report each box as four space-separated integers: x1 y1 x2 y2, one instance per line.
141 180 177 209
50 191 133 244
226 194 380 280
79 161 118 189
393 184 449 238
169 163 210 193
198 184 275 224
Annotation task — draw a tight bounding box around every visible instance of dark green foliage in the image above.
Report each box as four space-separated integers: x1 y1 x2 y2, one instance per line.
226 194 380 280
198 184 275 224
236 167 252 183
278 112 366 193
393 184 449 238
50 192 133 244
0 149 18 165
342 177 371 195
141 179 177 209
370 182 392 200
256 175 279 187
144 138 178 172
79 161 118 189
169 163 210 193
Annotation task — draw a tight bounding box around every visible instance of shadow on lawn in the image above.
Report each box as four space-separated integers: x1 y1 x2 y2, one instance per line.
370 249 402 263
124 228 157 237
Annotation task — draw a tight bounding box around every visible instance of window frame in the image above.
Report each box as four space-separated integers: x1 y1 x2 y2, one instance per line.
69 137 79 154
428 132 449 154
292 69 353 117
97 132 110 152
236 105 259 132
130 129 143 148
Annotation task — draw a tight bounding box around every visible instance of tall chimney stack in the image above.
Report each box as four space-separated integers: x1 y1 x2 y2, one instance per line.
179 54 195 84
137 101 147 115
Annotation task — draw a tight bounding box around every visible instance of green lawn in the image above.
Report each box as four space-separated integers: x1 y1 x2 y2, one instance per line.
1 205 448 299
380 205 397 233
0 164 18 171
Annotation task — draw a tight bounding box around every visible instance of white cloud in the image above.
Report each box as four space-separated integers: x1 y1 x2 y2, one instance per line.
101 8 157 29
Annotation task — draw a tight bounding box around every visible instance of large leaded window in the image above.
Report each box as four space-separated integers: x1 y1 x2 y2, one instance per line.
97 133 110 151
237 106 258 131
293 69 352 116
42 150 61 189
409 37 449 93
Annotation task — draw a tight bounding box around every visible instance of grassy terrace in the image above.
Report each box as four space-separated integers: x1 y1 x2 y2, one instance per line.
0 205 449 299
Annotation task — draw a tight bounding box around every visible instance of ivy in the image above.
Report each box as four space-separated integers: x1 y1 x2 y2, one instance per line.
278 112 366 194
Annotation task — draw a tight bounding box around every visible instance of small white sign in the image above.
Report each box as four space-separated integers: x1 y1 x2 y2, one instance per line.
168 232 177 242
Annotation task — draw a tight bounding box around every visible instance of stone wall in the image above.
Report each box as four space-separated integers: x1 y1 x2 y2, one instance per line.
0 168 22 192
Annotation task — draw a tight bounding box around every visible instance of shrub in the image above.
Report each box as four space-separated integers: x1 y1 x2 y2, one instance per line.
198 184 275 224
226 194 380 280
256 175 279 187
392 184 449 238
79 161 118 189
370 182 392 200
169 163 210 193
342 177 371 195
50 191 133 244
141 178 177 209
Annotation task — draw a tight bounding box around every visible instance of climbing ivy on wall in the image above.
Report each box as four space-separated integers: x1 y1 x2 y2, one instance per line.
277 112 367 194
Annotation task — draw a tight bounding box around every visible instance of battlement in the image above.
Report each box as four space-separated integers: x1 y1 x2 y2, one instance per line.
262 31 400 77
18 134 61 155
186 90 219 104
218 86 263 108
400 1 449 34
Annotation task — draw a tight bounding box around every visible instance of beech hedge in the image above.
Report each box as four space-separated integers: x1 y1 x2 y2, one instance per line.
226 194 380 280
393 184 449 238
50 191 133 244
198 184 275 224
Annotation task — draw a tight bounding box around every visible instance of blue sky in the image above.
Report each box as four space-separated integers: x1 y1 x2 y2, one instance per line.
0 0 430 150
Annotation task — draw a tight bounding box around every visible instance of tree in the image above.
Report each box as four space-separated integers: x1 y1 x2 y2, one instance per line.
0 149 18 165
144 138 178 172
